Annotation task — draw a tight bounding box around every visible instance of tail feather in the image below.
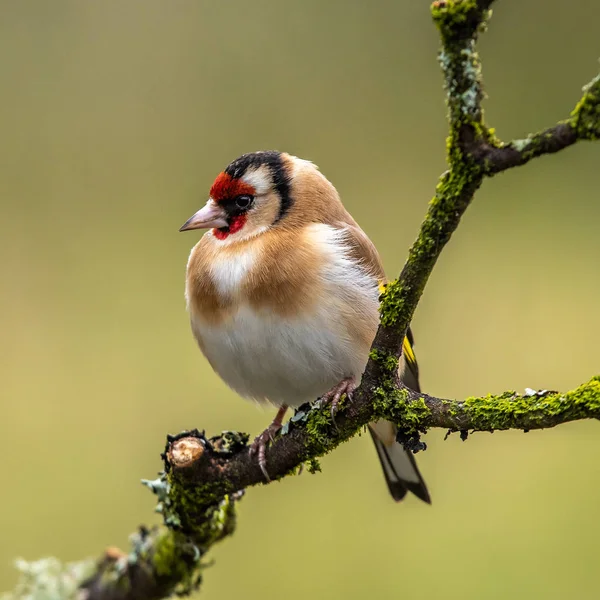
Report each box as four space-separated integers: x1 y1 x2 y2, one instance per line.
369 425 431 504
369 428 408 502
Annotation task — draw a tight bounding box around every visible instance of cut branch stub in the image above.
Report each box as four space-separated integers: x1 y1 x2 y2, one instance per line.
167 436 205 469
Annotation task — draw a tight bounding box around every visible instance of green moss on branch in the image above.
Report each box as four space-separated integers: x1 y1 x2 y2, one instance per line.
377 167 482 338
571 73 600 140
434 377 600 432
163 472 236 540
369 377 600 440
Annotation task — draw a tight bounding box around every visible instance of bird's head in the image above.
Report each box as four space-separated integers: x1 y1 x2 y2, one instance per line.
179 151 341 242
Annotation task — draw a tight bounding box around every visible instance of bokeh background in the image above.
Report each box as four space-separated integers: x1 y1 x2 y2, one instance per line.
1 1 600 598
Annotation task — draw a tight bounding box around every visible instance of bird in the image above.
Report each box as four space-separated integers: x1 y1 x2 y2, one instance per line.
180 150 430 503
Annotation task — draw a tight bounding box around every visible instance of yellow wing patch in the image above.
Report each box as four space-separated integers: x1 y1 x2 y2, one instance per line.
402 336 417 370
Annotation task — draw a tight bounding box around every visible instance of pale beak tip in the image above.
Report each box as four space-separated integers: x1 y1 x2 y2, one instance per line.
179 201 229 232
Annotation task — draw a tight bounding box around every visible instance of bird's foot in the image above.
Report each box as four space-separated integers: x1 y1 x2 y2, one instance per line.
249 405 288 481
320 376 357 428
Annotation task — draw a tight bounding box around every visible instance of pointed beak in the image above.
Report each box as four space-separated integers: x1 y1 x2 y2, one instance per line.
179 200 229 232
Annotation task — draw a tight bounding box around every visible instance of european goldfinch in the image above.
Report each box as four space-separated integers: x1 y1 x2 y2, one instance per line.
180 151 430 503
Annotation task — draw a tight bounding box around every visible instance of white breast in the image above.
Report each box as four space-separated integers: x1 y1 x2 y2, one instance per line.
190 223 380 407
209 245 256 297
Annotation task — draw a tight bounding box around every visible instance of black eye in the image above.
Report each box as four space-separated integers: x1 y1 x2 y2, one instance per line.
235 195 254 210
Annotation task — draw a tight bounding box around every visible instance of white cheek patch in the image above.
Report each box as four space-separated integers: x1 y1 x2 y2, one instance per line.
209 246 256 297
241 166 271 195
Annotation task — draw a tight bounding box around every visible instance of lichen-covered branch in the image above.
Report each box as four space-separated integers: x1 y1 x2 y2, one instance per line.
2 496 243 600
481 72 600 174
414 377 600 432
5 2 600 600
142 376 600 503
80 492 241 600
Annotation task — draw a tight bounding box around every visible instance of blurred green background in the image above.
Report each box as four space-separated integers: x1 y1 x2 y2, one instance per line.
1 1 600 598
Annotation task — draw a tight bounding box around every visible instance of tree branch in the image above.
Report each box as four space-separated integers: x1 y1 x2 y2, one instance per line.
5 2 600 599
481 73 600 174
147 376 600 501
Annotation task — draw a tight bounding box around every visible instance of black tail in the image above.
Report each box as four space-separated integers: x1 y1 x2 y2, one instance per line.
369 427 431 503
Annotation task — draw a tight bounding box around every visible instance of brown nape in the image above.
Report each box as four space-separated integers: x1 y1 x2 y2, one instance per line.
277 155 387 283
276 154 358 229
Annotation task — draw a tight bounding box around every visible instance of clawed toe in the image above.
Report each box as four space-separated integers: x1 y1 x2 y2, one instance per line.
249 406 288 482
249 425 282 481
250 431 274 481
320 377 357 429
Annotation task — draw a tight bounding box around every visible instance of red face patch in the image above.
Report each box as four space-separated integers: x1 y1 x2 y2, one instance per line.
209 172 255 202
213 215 247 240
209 172 256 240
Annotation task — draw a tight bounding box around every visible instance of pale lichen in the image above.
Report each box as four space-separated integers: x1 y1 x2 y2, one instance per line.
1 558 95 600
